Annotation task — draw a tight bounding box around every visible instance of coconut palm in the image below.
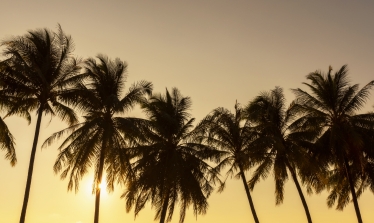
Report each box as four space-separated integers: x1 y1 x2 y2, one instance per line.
198 102 260 223
43 55 152 223
292 65 374 223
246 87 322 223
124 88 220 223
0 25 84 223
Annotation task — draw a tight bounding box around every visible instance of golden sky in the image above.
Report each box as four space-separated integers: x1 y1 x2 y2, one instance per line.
1 0 374 222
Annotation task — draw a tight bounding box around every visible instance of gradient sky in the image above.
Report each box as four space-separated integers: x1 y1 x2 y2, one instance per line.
1 1 374 223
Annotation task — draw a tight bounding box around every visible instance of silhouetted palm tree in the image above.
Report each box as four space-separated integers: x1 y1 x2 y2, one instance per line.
198 102 260 223
246 87 318 223
44 55 152 223
292 65 374 223
124 88 220 223
0 25 83 223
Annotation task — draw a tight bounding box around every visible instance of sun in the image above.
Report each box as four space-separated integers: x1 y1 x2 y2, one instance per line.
86 176 108 197
98 177 106 190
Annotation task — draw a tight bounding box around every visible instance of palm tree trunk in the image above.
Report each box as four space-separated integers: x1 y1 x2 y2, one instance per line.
19 108 43 223
159 189 170 223
239 164 260 223
288 164 312 223
94 145 106 223
344 156 363 223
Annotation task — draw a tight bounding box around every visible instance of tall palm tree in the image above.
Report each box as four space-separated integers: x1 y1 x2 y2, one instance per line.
246 87 320 223
292 65 374 223
124 88 220 223
44 55 152 223
0 25 84 223
198 102 260 223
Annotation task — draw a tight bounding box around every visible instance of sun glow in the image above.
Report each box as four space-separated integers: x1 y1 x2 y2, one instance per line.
86 176 108 197
98 178 106 190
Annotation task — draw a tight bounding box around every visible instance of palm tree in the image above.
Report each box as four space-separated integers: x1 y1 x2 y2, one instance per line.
198 102 260 223
246 87 320 223
292 65 374 223
124 88 220 223
44 55 152 223
0 25 84 223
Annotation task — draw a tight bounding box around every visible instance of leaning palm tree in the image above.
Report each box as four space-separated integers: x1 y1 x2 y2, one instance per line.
43 55 152 223
246 87 321 223
292 65 374 223
124 88 220 223
198 102 260 223
0 25 84 223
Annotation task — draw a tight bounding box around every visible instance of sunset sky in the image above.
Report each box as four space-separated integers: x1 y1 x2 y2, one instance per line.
1 1 374 223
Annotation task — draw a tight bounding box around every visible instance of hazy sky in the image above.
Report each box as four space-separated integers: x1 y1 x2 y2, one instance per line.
1 1 374 223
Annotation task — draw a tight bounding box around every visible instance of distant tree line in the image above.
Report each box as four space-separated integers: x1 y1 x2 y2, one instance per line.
1 26 374 223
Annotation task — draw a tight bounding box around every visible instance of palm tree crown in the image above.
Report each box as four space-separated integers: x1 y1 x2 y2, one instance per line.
125 88 219 223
